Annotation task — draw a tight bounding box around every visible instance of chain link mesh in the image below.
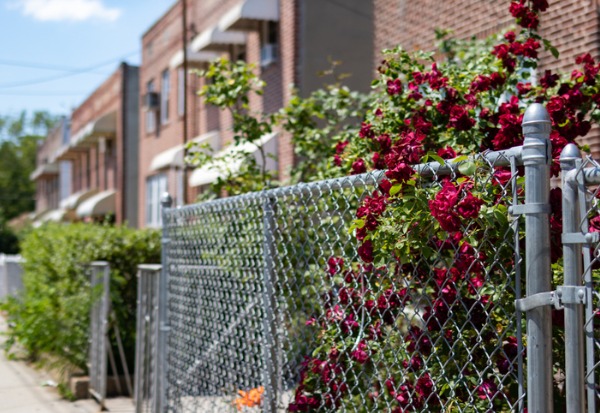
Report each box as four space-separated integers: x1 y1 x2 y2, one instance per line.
163 151 523 412
574 156 600 409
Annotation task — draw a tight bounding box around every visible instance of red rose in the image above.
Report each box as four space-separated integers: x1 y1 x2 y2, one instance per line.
351 158 367 174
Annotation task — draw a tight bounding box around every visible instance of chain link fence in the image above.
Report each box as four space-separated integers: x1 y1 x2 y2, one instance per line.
161 143 526 412
134 264 162 413
563 148 600 411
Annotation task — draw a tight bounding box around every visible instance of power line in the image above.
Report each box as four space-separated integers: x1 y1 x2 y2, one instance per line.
0 49 141 90
0 58 110 74
0 91 86 96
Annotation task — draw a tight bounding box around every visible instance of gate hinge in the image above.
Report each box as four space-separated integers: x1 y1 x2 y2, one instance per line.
561 232 600 244
508 203 551 216
515 286 588 312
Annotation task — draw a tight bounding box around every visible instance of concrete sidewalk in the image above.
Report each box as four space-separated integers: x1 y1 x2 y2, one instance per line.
0 317 133 413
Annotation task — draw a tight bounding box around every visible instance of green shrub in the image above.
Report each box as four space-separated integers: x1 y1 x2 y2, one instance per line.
1 223 161 375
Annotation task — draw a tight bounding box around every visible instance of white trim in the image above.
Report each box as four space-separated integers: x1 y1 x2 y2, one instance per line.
76 190 116 218
169 49 220 69
149 131 221 172
189 132 278 187
218 0 279 32
190 26 246 52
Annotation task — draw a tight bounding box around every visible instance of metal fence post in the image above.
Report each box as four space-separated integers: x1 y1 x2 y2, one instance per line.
89 261 110 411
521 103 553 413
560 143 585 413
157 193 173 413
261 195 278 413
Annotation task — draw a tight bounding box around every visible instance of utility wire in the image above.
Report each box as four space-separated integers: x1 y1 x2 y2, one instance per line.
0 58 110 74
0 49 140 90
0 90 86 96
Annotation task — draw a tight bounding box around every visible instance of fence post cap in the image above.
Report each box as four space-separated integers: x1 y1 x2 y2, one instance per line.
522 103 551 125
559 143 581 162
522 103 551 138
160 192 173 208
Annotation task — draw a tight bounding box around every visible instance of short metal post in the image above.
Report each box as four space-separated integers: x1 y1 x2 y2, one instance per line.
134 268 144 413
522 103 553 413
157 193 172 413
261 196 278 413
560 143 585 413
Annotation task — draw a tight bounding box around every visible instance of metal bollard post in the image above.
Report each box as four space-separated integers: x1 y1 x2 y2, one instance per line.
157 193 173 413
560 143 585 413
521 103 553 413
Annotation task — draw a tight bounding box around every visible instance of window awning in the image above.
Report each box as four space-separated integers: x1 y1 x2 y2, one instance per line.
149 131 221 172
76 190 116 218
60 188 99 210
30 163 59 181
218 0 279 31
190 26 246 52
189 132 277 187
168 49 220 69
32 208 74 227
71 111 117 148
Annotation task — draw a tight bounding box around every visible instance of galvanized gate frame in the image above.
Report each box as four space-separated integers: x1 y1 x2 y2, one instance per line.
134 264 162 413
89 261 110 410
89 261 134 410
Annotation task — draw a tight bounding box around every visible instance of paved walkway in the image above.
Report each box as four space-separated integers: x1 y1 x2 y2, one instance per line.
0 317 133 413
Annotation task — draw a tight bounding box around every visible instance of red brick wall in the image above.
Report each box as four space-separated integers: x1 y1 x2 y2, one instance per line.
70 66 125 221
373 0 600 156
139 1 185 226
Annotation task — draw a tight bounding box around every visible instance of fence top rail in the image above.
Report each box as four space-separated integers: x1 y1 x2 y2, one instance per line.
166 145 523 215
138 264 162 272
0 254 23 263
89 261 110 267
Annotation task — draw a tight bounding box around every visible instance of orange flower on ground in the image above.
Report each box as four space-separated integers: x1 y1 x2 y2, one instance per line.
233 386 264 411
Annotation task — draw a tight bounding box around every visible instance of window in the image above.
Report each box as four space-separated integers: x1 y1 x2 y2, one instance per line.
161 69 170 125
146 80 156 133
178 67 185 117
260 21 278 67
146 173 167 227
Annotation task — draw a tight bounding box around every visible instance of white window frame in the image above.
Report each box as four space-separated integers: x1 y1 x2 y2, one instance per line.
178 67 185 117
161 69 170 125
146 173 167 227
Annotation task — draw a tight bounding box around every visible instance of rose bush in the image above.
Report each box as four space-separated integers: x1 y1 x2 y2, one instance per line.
288 0 600 411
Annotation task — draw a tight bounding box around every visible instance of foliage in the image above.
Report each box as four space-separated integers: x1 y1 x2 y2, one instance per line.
187 60 371 198
0 111 58 233
287 0 600 411
189 59 276 198
1 223 161 375
278 61 373 184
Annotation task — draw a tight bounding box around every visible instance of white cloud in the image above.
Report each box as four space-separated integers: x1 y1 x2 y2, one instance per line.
11 0 121 22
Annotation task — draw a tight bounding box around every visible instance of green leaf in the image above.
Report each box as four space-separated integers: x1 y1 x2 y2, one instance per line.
458 161 476 176
389 184 402 196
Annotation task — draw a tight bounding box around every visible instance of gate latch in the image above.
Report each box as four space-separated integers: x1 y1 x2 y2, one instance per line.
562 232 600 244
515 286 588 312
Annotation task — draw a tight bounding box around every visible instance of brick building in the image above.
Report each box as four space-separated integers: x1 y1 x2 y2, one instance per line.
51 63 139 225
37 1 600 228
138 0 374 227
372 0 600 156
139 0 373 226
30 116 71 225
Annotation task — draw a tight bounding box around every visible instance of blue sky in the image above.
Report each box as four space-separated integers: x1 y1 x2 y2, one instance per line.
0 0 176 117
